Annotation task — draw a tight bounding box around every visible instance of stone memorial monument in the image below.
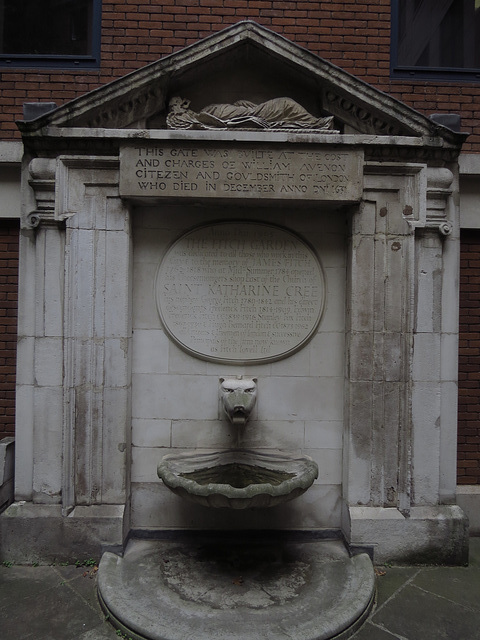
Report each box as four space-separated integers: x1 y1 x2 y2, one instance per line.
0 22 468 580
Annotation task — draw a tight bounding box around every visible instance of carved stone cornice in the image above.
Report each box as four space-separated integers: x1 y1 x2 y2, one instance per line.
84 84 167 130
324 90 402 136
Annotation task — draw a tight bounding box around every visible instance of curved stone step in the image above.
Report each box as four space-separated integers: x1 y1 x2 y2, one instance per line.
98 537 375 640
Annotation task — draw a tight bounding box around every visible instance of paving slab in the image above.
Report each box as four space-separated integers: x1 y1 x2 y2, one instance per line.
358 537 480 640
350 622 400 639
370 581 480 640
0 563 116 640
412 565 480 611
372 566 419 609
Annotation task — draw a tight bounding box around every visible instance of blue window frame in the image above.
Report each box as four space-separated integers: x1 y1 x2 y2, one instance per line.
0 0 101 69
391 0 480 81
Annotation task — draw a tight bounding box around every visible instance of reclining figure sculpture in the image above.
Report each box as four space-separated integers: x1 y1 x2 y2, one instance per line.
166 96 335 131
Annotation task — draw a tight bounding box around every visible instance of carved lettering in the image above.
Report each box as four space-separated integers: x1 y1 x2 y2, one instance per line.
120 144 363 202
155 223 325 363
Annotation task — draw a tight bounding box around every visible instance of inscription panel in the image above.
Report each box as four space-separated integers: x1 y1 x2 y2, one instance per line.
155 222 325 364
120 143 363 202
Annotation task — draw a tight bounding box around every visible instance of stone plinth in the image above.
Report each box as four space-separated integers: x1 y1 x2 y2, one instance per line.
0 503 125 564
345 505 469 565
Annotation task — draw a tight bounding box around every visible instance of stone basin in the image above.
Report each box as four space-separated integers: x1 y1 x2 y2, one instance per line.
157 449 319 509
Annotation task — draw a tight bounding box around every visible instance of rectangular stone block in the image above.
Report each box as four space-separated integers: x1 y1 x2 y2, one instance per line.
105 230 132 337
132 329 170 375
305 421 343 450
0 438 14 513
101 387 131 503
106 195 129 232
34 337 64 387
412 333 441 381
322 267 346 332
309 332 345 378
171 420 235 449
307 448 343 485
411 381 441 503
456 486 480 535
346 505 468 564
168 342 210 375
259 376 344 422
0 503 126 563
343 380 373 505
132 373 218 421
16 336 35 385
349 235 375 332
43 228 65 337
32 386 64 504
104 338 131 388
132 262 163 330
132 447 164 483
239 420 305 450
132 418 171 448
13 384 34 501
120 144 363 203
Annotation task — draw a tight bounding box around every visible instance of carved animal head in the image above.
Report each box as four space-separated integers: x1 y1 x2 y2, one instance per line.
220 377 257 426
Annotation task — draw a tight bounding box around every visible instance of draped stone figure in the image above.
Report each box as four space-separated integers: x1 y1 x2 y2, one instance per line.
166 96 335 131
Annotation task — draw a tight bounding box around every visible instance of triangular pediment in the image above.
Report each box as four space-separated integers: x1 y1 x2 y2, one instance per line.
18 21 464 146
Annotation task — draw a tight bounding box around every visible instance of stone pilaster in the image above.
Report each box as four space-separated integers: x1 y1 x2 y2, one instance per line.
343 162 468 563
2 156 132 562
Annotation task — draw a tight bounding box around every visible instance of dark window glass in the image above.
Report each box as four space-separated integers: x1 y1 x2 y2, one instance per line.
392 0 480 80
0 0 101 68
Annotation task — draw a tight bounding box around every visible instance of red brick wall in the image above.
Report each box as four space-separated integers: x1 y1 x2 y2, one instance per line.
0 221 18 440
1 1 479 150
458 231 480 484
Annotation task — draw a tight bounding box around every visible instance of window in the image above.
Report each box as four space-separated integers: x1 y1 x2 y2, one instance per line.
391 0 480 80
0 0 101 68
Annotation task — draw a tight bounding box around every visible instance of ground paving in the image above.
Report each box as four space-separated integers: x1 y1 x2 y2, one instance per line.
0 538 479 640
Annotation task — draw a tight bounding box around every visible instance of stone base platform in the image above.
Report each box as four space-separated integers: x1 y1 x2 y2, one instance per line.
98 535 375 640
0 502 126 563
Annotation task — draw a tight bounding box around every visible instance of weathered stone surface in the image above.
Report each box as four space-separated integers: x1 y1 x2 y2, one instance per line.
9 22 470 566
456 486 480 535
0 438 14 513
120 143 363 202
155 221 325 363
98 538 375 640
17 22 467 150
0 503 125 563
346 505 469 565
157 449 318 509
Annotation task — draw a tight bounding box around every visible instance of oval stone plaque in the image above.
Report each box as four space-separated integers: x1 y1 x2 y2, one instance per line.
155 222 325 364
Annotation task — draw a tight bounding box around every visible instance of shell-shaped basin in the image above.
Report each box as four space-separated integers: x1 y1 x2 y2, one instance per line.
157 449 319 509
